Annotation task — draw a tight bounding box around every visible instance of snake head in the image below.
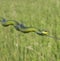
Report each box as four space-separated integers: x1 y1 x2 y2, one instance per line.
36 30 48 36
41 31 48 35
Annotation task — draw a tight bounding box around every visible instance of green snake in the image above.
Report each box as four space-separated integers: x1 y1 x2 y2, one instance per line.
0 18 48 36
0 18 60 40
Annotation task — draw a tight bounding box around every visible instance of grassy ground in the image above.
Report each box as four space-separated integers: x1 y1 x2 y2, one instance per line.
0 0 60 61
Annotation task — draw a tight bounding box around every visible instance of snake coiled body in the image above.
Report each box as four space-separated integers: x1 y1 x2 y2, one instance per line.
0 18 48 36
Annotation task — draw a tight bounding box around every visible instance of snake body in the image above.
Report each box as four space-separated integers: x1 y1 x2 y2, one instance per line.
0 18 48 36
1 18 60 40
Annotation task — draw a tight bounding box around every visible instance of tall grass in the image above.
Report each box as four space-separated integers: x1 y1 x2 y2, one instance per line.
0 0 60 61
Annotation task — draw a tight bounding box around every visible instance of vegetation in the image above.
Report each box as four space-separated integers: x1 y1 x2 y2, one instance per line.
0 0 60 61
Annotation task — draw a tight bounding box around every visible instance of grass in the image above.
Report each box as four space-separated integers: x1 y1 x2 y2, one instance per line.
0 0 60 61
